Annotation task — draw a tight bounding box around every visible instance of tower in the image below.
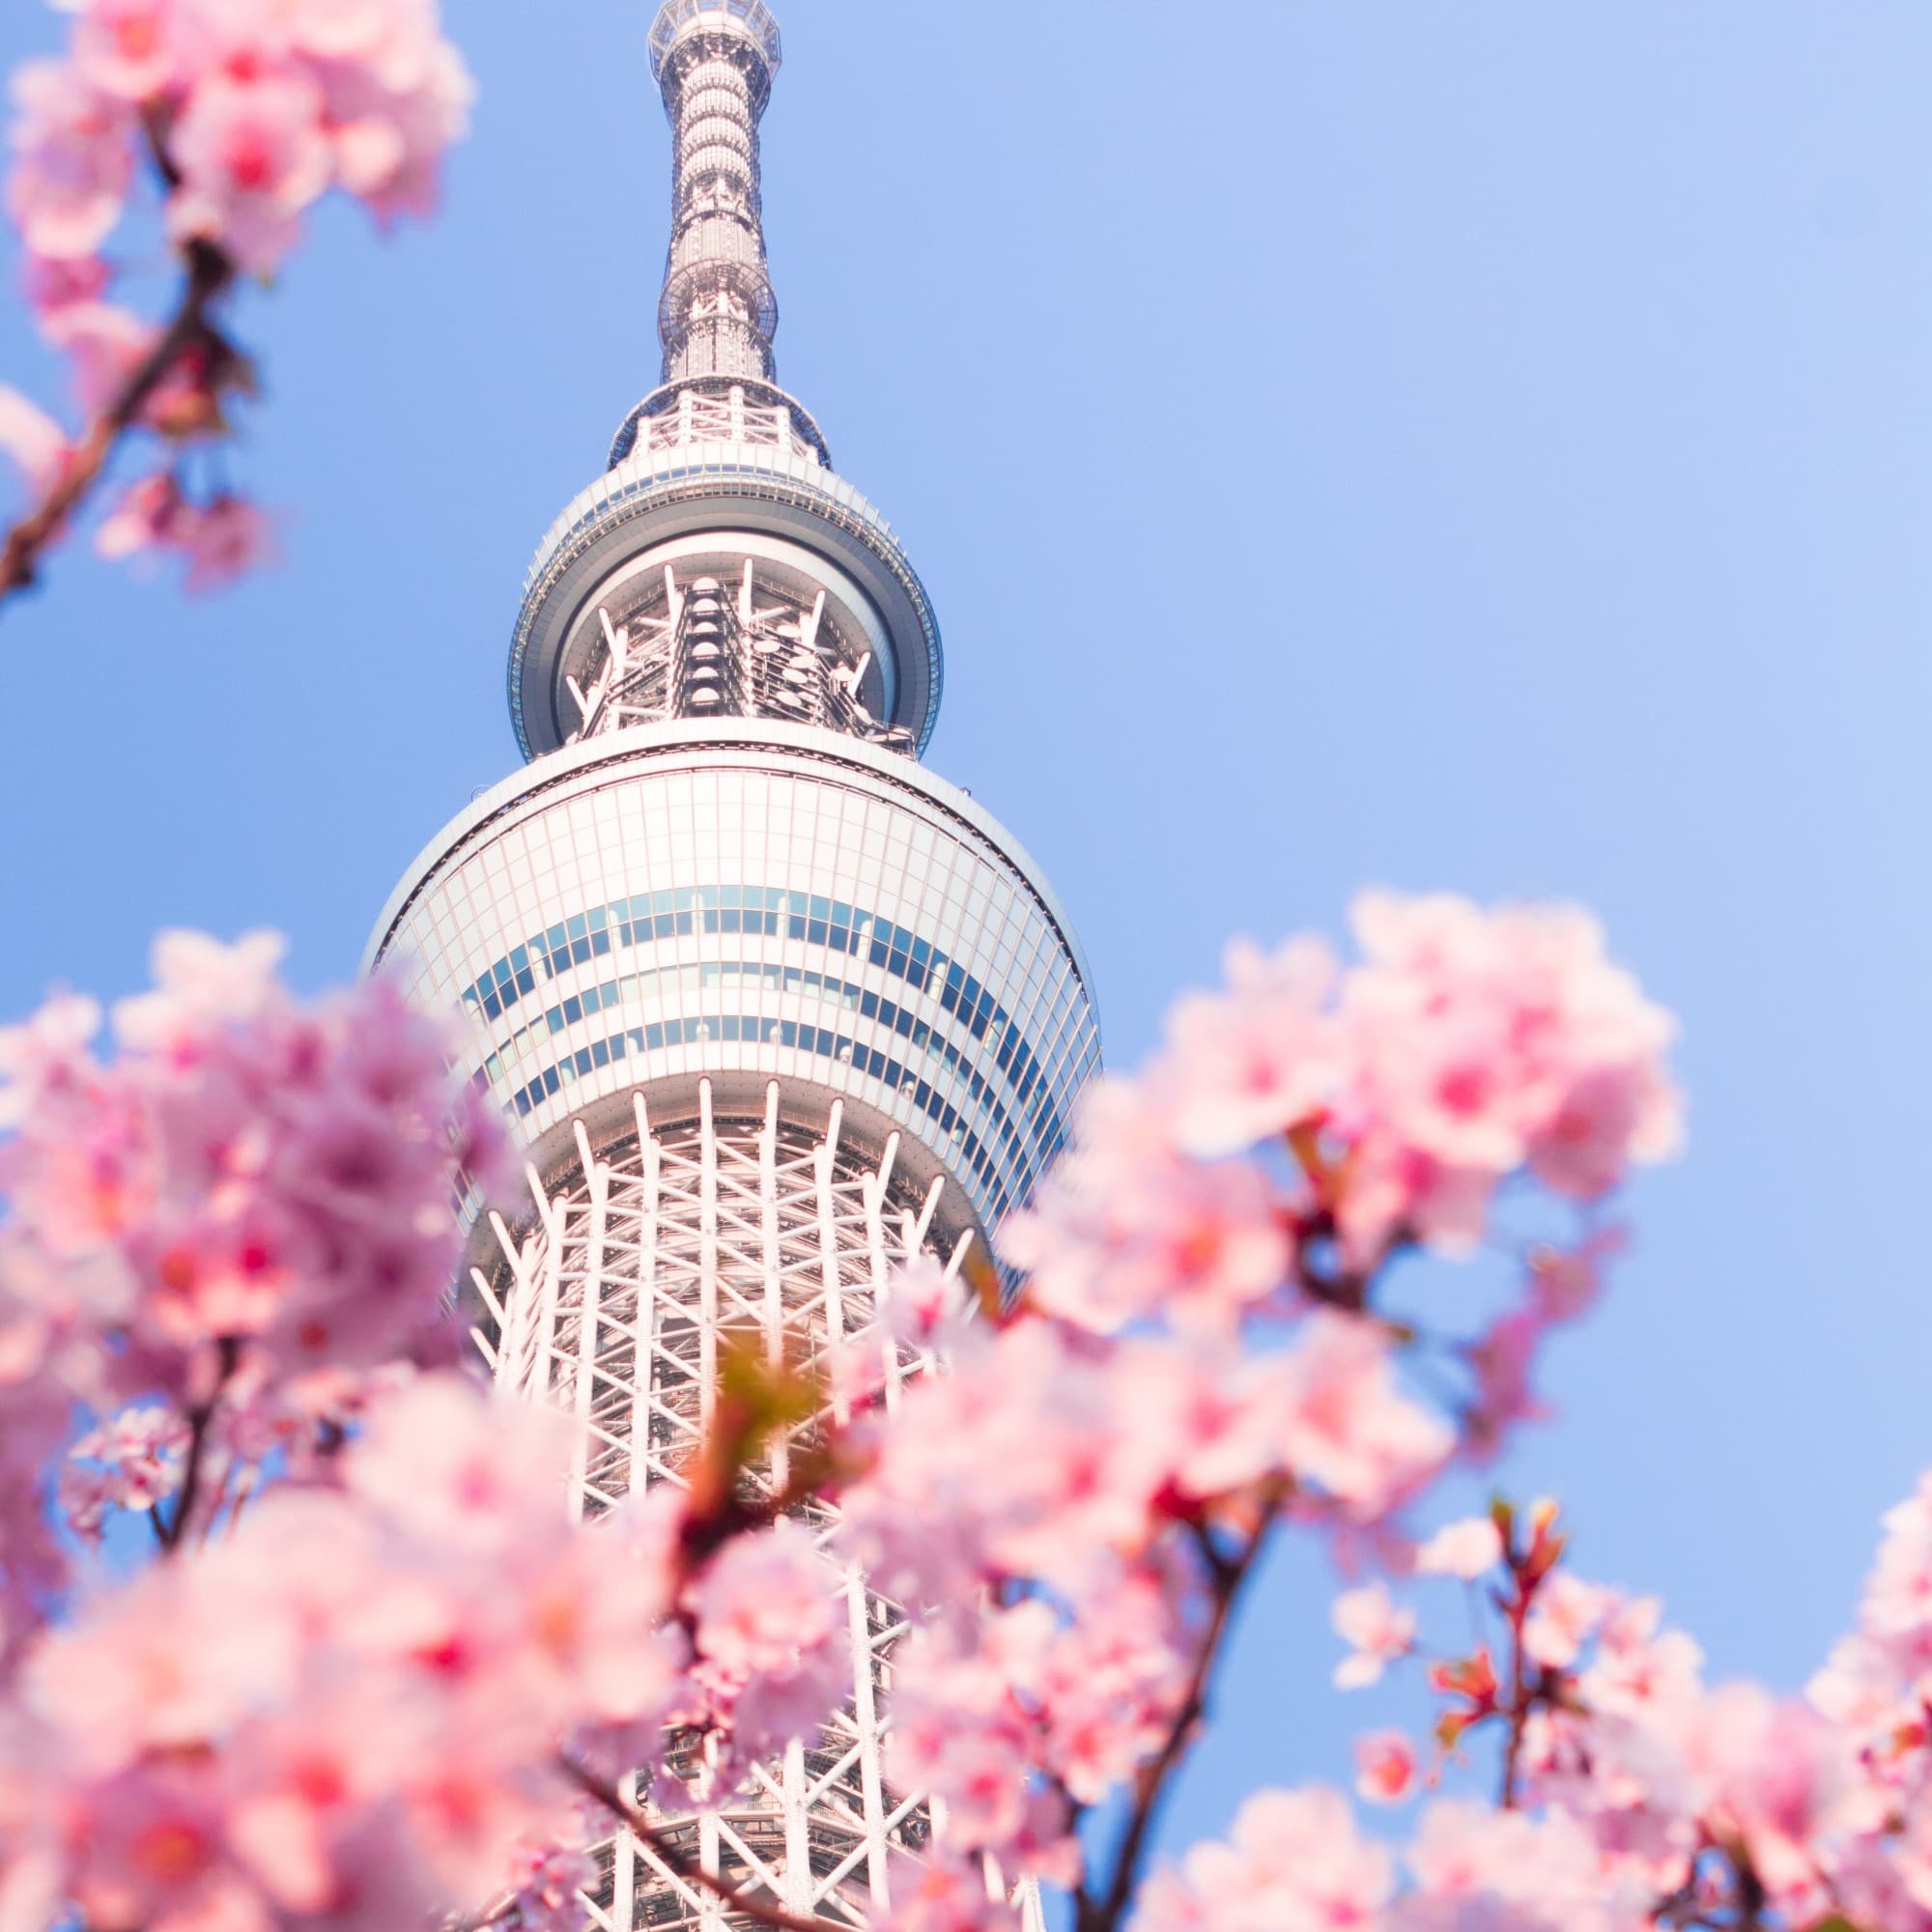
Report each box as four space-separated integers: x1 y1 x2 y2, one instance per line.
366 3 1100 1925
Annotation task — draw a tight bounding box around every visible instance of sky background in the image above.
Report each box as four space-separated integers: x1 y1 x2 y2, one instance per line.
2 0 1930 1876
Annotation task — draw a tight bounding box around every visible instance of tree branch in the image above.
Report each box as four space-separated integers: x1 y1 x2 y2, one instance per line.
1076 1511 1279 1932
0 238 234 611
560 1753 832 1932
156 1334 238 1556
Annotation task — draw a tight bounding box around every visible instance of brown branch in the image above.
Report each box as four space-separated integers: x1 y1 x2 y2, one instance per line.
157 1335 238 1556
1499 1599 1531 1809
1076 1510 1279 1932
0 237 234 611
560 1753 831 1932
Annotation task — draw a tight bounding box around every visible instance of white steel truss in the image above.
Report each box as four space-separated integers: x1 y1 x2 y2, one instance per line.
561 559 913 755
471 1078 978 1929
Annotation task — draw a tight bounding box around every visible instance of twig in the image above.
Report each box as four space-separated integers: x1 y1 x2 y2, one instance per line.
1076 1510 1279 1932
560 1753 830 1932
1499 1597 1531 1809
0 238 234 610
157 1335 238 1555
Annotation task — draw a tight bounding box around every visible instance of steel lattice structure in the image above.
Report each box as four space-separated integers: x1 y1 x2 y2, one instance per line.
369 5 1101 1925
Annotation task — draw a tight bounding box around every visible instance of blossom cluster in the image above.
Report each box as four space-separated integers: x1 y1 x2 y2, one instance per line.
0 930 503 1634
1004 893 1682 1450
3 1373 850 1932
1232 1480 1932 1932
833 895 1686 1929
0 0 471 586
0 895 1707 1932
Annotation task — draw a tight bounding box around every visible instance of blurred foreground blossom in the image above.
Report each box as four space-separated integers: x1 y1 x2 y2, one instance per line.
20 895 1931 1932
0 0 471 598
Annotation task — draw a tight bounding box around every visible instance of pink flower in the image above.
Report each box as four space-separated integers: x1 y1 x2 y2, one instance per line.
1397 1801 1651 1931
24 249 110 317
1686 1687 1860 1910
0 989 101 1130
172 494 276 592
0 387 71 498
1463 1307 1548 1464
6 61 132 261
1527 1226 1625 1323
496 1834 598 1932
1335 893 1682 1258
1276 1314 1452 1518
867 1853 1023 1932
347 1375 569 1557
1521 1572 1613 1670
97 471 187 563
1332 1582 1415 1689
1159 935 1338 1159
1136 1787 1395 1932
165 71 331 272
1415 1517 1503 1580
1356 1729 1419 1804
1002 1075 1293 1337
43 301 154 415
690 1520 838 1679
71 0 182 103
63 1403 189 1538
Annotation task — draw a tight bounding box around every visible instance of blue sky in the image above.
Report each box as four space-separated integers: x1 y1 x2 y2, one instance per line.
3 0 1930 1868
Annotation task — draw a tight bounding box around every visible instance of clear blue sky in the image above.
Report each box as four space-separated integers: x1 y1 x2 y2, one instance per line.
2 0 1929 1865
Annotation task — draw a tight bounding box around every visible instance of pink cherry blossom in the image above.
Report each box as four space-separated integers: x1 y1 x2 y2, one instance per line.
689 1519 839 1678
70 0 182 103
1356 1729 1419 1804
43 300 154 415
867 1854 1023 1932
1002 1099 1291 1335
1526 1226 1625 1323
24 247 109 316
0 0 472 596
1414 1517 1503 1580
1396 1801 1653 1931
61 1402 188 1539
97 470 186 562
1276 1314 1452 1519
1521 1571 1612 1671
166 70 331 272
0 386 70 498
495 1834 598 1932
174 492 276 591
1157 934 1338 1159
1134 1787 1395 1932
6 60 132 261
1332 1582 1415 1690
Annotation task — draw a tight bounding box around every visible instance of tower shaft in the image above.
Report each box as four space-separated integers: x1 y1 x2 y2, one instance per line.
370 5 1099 1925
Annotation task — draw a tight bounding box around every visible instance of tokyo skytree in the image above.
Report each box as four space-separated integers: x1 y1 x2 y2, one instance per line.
367 2 1100 1925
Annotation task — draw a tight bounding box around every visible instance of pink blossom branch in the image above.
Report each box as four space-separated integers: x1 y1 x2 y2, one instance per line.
1076 1508 1280 1932
560 1754 831 1932
0 236 234 611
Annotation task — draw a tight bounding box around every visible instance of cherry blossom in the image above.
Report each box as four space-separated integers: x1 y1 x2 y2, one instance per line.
1133 1787 1395 1932
1414 1517 1503 1580
0 387 69 498
6 60 131 262
1356 1729 1419 1804
0 0 472 596
1332 1582 1416 1690
0 895 1720 1932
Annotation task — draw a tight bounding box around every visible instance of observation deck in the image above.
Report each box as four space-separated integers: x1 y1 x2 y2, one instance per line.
508 425 944 761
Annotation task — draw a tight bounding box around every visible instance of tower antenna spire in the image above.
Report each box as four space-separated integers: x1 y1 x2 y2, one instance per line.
648 0 784 392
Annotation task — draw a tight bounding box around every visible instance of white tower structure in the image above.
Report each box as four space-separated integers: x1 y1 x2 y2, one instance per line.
368 4 1100 1924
